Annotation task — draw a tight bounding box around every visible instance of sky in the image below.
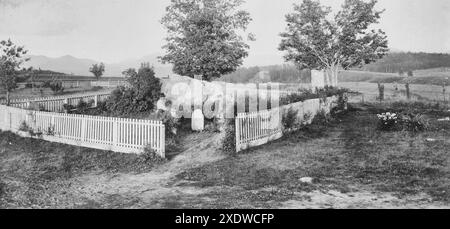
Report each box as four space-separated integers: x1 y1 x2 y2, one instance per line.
0 0 449 65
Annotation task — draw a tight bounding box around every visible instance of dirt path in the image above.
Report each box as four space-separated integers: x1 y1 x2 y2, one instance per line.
65 131 227 208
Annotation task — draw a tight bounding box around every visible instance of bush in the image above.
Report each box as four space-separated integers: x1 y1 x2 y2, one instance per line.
49 80 65 95
312 109 333 125
222 118 236 155
282 108 298 131
76 99 93 114
376 111 429 132
157 110 180 139
377 112 400 131
280 86 349 106
105 65 163 117
402 113 429 132
141 146 167 163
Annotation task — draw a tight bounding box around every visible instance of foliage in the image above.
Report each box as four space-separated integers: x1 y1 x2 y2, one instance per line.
279 0 388 84
49 80 65 95
280 86 349 105
89 63 105 80
141 146 168 162
377 112 399 131
105 65 163 117
402 113 429 132
360 52 450 73
0 39 29 105
282 108 299 131
222 118 236 155
376 111 429 132
220 66 261 83
156 110 181 139
160 0 253 81
312 109 333 125
377 83 384 101
76 99 94 114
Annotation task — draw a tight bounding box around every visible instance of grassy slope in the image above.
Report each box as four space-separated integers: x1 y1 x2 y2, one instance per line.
1 103 449 208
340 69 450 86
0 132 165 208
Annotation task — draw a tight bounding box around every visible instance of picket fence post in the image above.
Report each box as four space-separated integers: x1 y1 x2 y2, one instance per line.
113 118 118 146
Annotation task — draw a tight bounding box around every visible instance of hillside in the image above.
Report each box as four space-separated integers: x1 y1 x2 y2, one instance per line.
359 52 450 73
339 69 450 86
24 54 175 77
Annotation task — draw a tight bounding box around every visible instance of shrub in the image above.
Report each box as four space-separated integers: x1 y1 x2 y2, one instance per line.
19 121 31 132
402 113 429 132
49 80 65 95
377 112 400 131
141 146 167 163
222 118 236 155
76 100 92 114
282 107 298 131
312 109 333 125
280 86 349 106
105 65 163 117
157 110 180 139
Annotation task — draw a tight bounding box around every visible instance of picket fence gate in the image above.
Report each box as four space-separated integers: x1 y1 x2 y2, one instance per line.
0 105 165 157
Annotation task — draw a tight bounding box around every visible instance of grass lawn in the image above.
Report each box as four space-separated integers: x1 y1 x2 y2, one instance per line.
1 102 449 209
0 132 166 209
171 103 450 208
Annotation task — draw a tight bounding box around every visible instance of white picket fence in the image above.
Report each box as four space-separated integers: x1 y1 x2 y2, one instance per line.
2 92 112 112
235 96 340 152
235 108 283 152
0 104 166 157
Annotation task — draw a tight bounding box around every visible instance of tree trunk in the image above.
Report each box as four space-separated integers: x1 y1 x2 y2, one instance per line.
6 91 10 106
325 67 338 87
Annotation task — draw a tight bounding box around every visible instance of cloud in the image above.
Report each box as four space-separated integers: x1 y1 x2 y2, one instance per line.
0 0 81 36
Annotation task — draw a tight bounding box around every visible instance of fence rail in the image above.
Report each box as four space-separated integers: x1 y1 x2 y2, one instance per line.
1 91 112 112
0 105 165 157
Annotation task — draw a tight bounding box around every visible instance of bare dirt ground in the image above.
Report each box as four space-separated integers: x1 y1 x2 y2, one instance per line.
1 103 449 209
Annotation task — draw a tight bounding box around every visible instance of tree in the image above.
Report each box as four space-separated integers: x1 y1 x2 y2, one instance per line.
0 39 29 105
407 70 414 77
89 63 105 80
279 0 388 86
160 0 254 81
106 64 163 117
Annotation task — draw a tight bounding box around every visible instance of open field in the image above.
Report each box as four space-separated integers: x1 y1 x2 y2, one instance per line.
1 103 449 209
340 82 450 104
0 86 111 101
340 70 450 86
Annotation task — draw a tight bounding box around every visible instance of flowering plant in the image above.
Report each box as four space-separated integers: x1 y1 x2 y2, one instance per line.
377 112 399 131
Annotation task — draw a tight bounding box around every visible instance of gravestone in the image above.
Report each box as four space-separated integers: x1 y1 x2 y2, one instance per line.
191 109 205 131
311 70 325 92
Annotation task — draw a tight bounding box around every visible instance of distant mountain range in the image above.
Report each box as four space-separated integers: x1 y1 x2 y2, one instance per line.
24 54 175 77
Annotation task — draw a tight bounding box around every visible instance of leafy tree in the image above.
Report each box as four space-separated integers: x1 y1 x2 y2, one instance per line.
89 63 105 80
49 80 65 95
407 70 414 77
105 64 163 117
160 0 254 81
279 0 388 86
0 39 29 105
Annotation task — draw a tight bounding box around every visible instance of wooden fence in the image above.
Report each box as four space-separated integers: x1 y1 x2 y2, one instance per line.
235 96 340 152
0 104 166 157
235 108 283 152
91 80 128 88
